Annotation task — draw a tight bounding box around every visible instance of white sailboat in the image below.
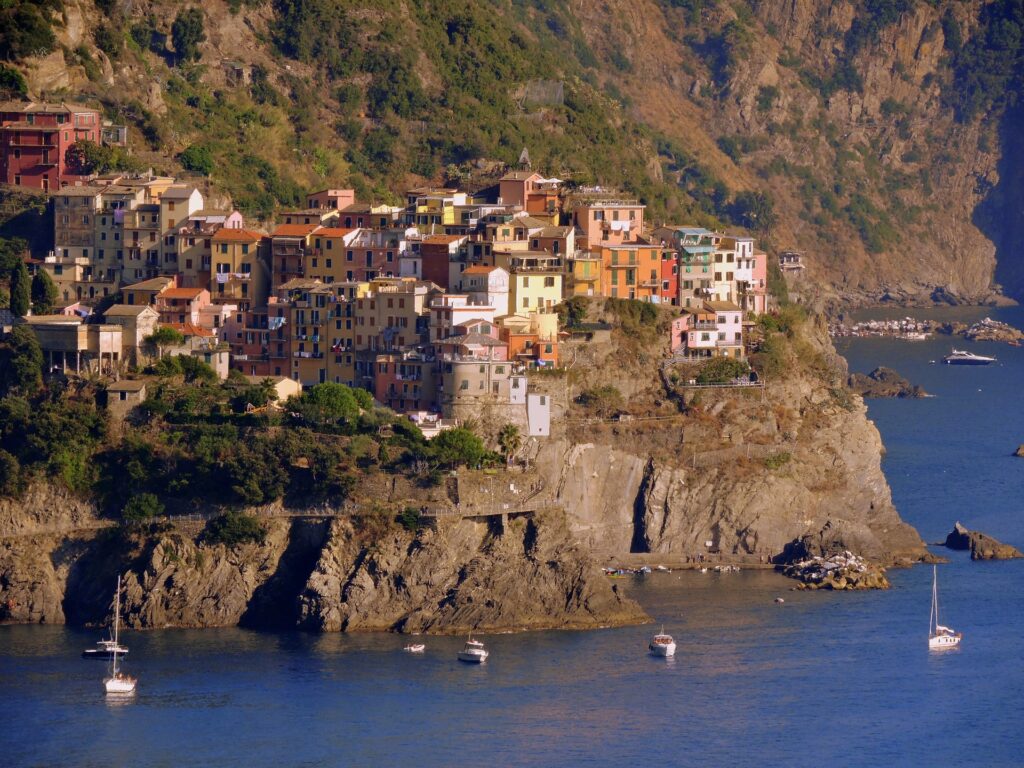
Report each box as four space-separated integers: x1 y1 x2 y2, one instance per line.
928 566 962 651
103 575 137 695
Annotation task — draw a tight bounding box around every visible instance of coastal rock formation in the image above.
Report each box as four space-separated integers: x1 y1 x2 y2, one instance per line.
782 552 890 591
848 367 929 399
1015 445 1024 458
0 502 645 633
297 512 644 634
525 322 929 569
943 522 1023 561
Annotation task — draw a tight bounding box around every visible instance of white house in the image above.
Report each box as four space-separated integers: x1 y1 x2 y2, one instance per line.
460 264 510 317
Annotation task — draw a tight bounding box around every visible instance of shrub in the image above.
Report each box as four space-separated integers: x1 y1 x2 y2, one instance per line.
398 506 423 532
0 64 28 98
122 492 165 522
695 357 749 384
203 511 266 547
764 451 792 470
171 7 206 63
576 385 623 417
179 144 214 175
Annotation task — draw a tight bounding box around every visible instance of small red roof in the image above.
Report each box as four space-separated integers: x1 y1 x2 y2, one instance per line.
163 322 215 338
462 265 500 275
272 224 320 237
212 229 264 243
422 234 465 244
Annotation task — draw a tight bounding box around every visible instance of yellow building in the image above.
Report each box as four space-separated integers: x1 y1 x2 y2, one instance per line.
569 253 602 297
510 269 563 314
210 229 269 313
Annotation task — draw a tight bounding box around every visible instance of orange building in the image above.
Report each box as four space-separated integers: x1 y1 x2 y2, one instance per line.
597 243 662 302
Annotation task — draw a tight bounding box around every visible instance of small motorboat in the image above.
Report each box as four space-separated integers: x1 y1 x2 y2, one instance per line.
774 597 785 604
404 643 426 653
943 349 995 365
82 638 129 660
457 636 488 663
649 627 676 658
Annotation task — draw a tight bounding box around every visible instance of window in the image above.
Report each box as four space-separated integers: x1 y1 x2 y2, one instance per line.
220 244 228 254
460 380 469 390
522 276 528 287
544 276 555 287
522 298 529 308
242 244 249 255
495 366 505 374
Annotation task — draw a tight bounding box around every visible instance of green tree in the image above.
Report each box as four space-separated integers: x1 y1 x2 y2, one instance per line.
30 270 58 315
430 427 485 469
179 144 214 176
291 383 361 427
0 64 27 98
0 449 22 498
144 326 185 359
0 325 43 397
497 423 522 466
9 261 30 317
122 492 165 522
171 8 206 63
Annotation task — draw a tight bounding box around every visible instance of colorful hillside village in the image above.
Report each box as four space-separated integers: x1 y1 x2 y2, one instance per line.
13 141 773 433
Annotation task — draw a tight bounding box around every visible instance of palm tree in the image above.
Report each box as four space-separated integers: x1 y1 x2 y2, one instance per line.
498 423 522 467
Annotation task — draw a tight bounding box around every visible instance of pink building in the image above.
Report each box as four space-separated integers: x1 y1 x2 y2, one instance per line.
572 199 645 249
306 189 356 210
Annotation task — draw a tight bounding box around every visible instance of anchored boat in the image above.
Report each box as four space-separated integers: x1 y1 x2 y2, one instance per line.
943 349 995 366
102 575 136 695
648 627 676 658
929 566 962 651
457 635 489 664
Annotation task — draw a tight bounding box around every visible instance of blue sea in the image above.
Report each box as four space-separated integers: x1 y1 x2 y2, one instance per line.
2 307 1024 767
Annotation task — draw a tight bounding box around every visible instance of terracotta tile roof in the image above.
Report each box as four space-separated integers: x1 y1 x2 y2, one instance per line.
272 224 320 237
163 322 215 338
461 265 501 275
422 234 465 244
212 228 264 243
315 227 356 238
160 287 205 300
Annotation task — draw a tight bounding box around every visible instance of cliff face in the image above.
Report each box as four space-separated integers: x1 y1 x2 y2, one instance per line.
0 492 646 633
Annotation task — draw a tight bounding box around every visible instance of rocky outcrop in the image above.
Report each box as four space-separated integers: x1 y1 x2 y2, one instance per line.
848 367 929 399
943 522 1023 561
297 512 644 634
783 551 890 591
0 505 646 633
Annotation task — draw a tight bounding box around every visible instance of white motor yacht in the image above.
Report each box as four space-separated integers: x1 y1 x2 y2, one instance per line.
82 638 129 660
943 349 995 365
457 636 488 663
649 628 676 658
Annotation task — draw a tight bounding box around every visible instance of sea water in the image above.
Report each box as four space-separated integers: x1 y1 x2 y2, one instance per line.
2 308 1023 767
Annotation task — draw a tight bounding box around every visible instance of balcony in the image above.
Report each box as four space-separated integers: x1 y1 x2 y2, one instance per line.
293 351 325 359
690 322 718 330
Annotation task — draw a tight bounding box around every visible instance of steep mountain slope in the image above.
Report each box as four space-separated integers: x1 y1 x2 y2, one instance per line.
2 0 1023 304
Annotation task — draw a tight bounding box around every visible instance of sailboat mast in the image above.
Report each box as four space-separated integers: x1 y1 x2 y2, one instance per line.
930 566 938 635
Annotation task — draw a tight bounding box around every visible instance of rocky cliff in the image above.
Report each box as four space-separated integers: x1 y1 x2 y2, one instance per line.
0 489 645 633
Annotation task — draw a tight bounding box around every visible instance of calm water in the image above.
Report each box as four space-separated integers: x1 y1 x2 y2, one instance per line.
3 307 1024 766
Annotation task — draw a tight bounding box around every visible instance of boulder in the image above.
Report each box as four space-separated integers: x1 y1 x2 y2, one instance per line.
1014 445 1024 458
943 522 1023 561
848 367 929 399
